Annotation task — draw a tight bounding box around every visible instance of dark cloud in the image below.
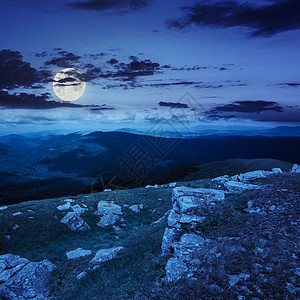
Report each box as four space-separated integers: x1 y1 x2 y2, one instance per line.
0 49 51 90
45 52 81 68
0 90 113 110
168 0 300 36
159 101 189 109
277 82 300 87
70 0 151 13
209 100 283 114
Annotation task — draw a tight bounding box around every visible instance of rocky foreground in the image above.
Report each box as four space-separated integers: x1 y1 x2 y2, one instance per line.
0 164 299 299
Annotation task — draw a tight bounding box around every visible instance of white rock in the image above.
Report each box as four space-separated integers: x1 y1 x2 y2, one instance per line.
0 254 56 300
291 164 300 173
129 204 143 213
224 181 261 193
272 168 282 174
212 175 230 183
165 257 188 281
76 271 87 280
12 224 19 230
97 214 120 227
64 198 75 203
72 204 86 216
145 185 152 188
66 248 92 260
27 210 34 213
12 212 23 216
89 246 125 269
169 182 177 188
172 187 225 214
103 189 112 192
123 204 129 208
57 202 71 211
60 212 90 231
236 170 272 182
0 206 8 211
97 201 122 216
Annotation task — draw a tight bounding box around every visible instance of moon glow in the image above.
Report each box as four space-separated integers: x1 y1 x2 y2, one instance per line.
53 68 86 102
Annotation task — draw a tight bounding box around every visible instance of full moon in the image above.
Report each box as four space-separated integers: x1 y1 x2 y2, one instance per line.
53 68 86 101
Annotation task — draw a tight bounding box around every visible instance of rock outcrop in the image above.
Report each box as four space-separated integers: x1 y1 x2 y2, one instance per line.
0 254 56 300
97 201 122 227
161 187 226 280
224 181 261 193
89 246 125 269
61 212 90 231
129 204 143 213
66 248 92 260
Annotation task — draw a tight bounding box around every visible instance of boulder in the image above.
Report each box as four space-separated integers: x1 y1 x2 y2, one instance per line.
72 204 86 216
129 204 143 213
89 246 125 269
97 213 120 227
236 170 272 182
224 181 261 193
97 201 122 227
291 164 300 173
57 202 71 211
97 201 122 216
165 258 188 282
0 206 8 211
272 167 282 174
172 187 225 214
0 254 56 300
66 248 92 260
61 212 90 231
103 189 112 192
169 182 177 187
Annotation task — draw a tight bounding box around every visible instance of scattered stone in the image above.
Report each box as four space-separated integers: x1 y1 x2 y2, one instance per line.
129 204 143 213
224 181 261 193
272 167 282 174
89 246 125 269
12 212 23 216
81 203 87 208
4 235 10 240
57 202 71 211
66 248 92 260
123 204 129 208
169 182 177 188
72 204 86 216
145 184 158 188
60 212 90 231
104 189 112 192
76 271 87 280
12 224 19 230
27 209 34 213
0 206 8 211
0 254 56 300
29 217 34 219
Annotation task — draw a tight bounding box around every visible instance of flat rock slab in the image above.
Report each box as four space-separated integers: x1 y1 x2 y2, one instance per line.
0 254 56 300
224 181 261 193
97 201 122 216
66 248 92 260
89 246 125 269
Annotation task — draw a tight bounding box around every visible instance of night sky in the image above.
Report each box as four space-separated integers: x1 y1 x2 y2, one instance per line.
0 0 299 135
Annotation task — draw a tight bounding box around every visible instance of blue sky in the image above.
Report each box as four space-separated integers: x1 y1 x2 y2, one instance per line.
0 0 299 135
